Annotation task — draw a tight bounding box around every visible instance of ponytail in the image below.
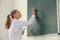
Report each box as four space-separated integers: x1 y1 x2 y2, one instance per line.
5 9 20 29
5 15 11 29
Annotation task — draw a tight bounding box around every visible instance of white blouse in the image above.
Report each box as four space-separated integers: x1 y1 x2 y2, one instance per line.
8 15 35 40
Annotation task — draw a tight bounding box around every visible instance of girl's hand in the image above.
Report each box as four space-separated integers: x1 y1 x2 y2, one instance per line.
32 9 36 15
22 31 24 35
22 28 25 35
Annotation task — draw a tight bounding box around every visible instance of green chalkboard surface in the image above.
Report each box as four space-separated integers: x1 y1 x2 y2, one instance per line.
27 0 58 36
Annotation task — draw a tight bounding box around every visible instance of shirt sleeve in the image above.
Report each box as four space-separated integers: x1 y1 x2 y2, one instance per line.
21 15 35 26
12 15 35 28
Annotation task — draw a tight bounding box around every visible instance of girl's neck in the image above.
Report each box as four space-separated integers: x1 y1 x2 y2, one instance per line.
14 18 19 20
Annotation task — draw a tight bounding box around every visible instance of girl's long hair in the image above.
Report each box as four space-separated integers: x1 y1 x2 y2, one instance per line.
5 10 18 29
5 15 11 29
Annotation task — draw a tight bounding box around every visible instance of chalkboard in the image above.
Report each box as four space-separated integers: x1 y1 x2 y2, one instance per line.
27 0 58 36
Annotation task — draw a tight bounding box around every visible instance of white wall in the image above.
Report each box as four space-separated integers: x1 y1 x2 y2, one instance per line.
58 0 60 33
0 0 13 40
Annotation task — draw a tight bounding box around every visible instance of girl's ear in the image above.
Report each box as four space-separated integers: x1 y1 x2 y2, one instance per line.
20 14 22 18
13 14 16 18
